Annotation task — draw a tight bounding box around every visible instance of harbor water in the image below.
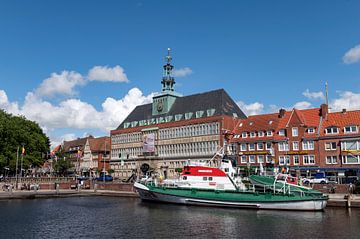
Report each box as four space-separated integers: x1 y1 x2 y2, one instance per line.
0 197 359 239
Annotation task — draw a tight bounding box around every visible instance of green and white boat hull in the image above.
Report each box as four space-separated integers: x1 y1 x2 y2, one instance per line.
134 182 328 211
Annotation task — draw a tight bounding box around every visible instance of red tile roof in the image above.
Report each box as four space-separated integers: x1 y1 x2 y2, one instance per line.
320 110 360 136
89 137 110 152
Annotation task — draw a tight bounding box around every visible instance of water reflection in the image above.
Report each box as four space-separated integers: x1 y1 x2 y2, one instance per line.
0 197 359 239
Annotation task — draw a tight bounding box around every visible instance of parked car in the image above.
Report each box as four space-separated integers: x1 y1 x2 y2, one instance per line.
302 172 328 184
96 175 113 182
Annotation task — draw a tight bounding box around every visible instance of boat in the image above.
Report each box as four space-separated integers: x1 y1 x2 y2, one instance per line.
249 174 324 197
134 157 328 211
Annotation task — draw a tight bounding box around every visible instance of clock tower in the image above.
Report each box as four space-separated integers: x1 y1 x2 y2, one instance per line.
152 48 181 116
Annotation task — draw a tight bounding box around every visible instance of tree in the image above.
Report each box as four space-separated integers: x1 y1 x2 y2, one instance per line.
53 159 74 176
0 110 50 176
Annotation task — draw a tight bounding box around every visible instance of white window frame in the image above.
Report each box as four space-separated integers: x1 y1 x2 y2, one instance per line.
292 127 298 137
278 129 285 136
257 142 264 150
249 143 255 151
266 142 272 150
344 125 358 134
302 141 314 150
250 132 256 138
242 132 247 138
279 156 290 166
342 155 360 164
326 156 337 164
257 155 264 163
293 155 299 165
240 143 247 151
325 127 339 134
249 155 255 163
292 141 299 151
258 131 264 137
303 155 315 165
266 130 273 136
278 142 289 151
341 141 360 151
307 127 315 134
266 155 272 163
325 142 337 151
240 155 247 163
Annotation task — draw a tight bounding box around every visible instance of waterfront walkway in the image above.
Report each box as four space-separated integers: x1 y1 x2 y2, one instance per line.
1 189 359 208
0 189 138 200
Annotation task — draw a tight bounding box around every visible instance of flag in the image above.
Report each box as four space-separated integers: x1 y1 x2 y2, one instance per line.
22 147 26 155
77 150 82 158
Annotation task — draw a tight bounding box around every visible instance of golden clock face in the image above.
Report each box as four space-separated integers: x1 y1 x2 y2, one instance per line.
157 102 163 112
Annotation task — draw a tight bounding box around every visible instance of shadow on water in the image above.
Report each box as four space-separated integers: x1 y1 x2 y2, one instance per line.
0 197 359 239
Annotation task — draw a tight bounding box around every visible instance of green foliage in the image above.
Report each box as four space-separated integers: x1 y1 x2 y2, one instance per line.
53 159 74 176
0 110 50 175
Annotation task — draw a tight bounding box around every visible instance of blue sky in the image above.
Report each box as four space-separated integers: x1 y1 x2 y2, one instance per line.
1 0 360 147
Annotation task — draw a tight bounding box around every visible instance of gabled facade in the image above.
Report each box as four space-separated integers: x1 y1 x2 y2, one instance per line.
231 104 360 181
80 136 110 177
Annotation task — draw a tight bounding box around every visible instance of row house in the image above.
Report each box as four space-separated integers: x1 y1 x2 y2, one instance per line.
62 135 110 176
231 104 360 180
80 136 110 177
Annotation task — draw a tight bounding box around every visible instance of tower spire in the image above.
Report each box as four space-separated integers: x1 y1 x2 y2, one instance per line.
161 48 175 92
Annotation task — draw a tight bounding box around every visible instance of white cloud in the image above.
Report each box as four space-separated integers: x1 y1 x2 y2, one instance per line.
330 91 360 111
35 71 85 98
173 67 193 77
1 87 154 146
88 65 129 82
293 101 312 109
19 88 153 131
343 44 360 64
0 89 20 114
303 89 325 101
237 101 264 116
0 90 8 106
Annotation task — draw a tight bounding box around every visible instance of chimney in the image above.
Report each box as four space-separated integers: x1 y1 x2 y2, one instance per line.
342 108 347 114
320 104 328 119
278 108 286 118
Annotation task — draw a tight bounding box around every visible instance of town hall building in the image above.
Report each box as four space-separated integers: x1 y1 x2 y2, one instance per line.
110 49 246 180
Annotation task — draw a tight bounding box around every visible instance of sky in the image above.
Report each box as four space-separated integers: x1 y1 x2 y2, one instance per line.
0 0 360 148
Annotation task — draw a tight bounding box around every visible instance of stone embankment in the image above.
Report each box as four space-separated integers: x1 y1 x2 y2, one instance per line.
0 183 360 208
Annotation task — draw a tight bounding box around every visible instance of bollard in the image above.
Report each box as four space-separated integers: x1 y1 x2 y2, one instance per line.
94 184 97 193
56 183 60 194
346 194 351 208
9 185 13 195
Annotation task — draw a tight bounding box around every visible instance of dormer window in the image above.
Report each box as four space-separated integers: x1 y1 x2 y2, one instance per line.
266 130 273 136
325 127 339 134
242 132 247 138
344 125 358 134
307 127 315 134
258 131 264 137
250 132 256 138
279 129 286 136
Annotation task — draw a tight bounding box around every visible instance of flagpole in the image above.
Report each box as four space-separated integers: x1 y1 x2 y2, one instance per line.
15 146 19 190
19 144 24 188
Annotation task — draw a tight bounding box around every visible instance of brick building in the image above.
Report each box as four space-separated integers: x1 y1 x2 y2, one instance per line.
62 136 110 176
110 49 246 180
231 104 360 182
